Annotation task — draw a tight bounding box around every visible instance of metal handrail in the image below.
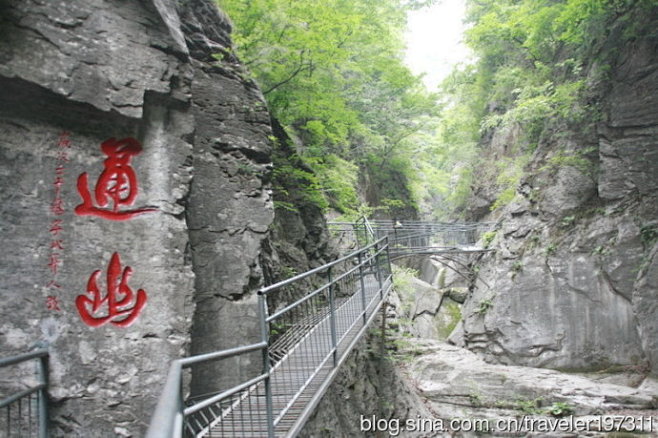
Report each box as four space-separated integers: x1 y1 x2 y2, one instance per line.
146 342 268 438
265 247 382 323
146 236 393 437
257 238 391 434
328 218 493 257
0 348 49 438
259 236 387 295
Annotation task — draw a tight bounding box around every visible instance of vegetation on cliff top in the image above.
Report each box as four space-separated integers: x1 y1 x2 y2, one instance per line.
434 0 656 218
218 0 656 220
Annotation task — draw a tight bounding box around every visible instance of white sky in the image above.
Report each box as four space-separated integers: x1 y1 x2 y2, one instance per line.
404 0 472 90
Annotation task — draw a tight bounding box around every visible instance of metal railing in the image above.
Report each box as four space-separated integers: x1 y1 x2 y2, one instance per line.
329 219 494 257
0 349 49 438
146 237 393 437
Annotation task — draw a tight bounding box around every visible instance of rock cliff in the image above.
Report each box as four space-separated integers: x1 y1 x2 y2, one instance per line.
458 8 658 377
0 0 275 435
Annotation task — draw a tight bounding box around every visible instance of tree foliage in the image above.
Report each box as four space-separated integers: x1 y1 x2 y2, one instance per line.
431 0 656 217
217 0 439 216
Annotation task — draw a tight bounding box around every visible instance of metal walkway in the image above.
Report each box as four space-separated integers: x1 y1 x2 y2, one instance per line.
146 237 393 437
328 218 493 259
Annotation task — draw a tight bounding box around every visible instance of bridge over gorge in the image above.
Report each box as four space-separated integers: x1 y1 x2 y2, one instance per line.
329 218 493 260
1 219 491 438
329 218 493 286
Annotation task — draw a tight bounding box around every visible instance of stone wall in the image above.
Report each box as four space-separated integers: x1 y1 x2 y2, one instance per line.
0 0 274 436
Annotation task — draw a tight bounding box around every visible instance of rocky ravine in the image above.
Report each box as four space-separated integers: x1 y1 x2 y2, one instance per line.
458 7 658 376
388 268 658 438
400 339 657 438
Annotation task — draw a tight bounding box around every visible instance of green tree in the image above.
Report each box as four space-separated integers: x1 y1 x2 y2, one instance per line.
217 0 440 215
430 0 656 217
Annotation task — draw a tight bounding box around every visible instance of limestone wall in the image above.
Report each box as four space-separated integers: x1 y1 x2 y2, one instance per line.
0 0 273 435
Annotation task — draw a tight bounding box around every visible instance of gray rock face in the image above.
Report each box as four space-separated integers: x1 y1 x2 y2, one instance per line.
392 268 463 341
539 165 596 215
407 278 447 339
406 340 657 435
183 2 274 394
634 244 658 379
461 17 658 375
0 0 189 118
463 250 645 370
0 0 274 436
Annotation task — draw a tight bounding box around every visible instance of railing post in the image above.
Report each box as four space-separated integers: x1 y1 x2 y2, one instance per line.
357 250 368 325
259 294 275 438
327 267 338 367
174 370 184 438
385 236 393 280
38 353 48 438
374 241 384 299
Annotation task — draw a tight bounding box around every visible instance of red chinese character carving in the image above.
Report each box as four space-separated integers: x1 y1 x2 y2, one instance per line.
47 253 61 274
51 197 65 216
75 138 157 220
56 150 70 162
51 240 64 250
46 295 61 311
46 280 61 289
49 219 63 236
76 252 147 327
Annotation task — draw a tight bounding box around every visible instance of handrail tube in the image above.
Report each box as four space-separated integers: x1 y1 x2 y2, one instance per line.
374 242 384 295
146 234 395 437
38 353 48 438
147 342 267 438
385 240 393 279
259 237 387 295
318 247 385 288
145 361 183 438
0 348 48 367
265 246 386 323
266 283 332 323
183 373 269 416
173 413 184 438
259 293 275 438
179 342 267 368
268 285 361 424
272 267 384 426
0 384 46 409
327 266 338 367
357 251 368 325
285 279 393 437
0 348 49 438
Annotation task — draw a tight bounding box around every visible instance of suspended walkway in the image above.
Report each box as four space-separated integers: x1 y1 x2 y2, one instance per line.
146 237 394 437
328 218 493 260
